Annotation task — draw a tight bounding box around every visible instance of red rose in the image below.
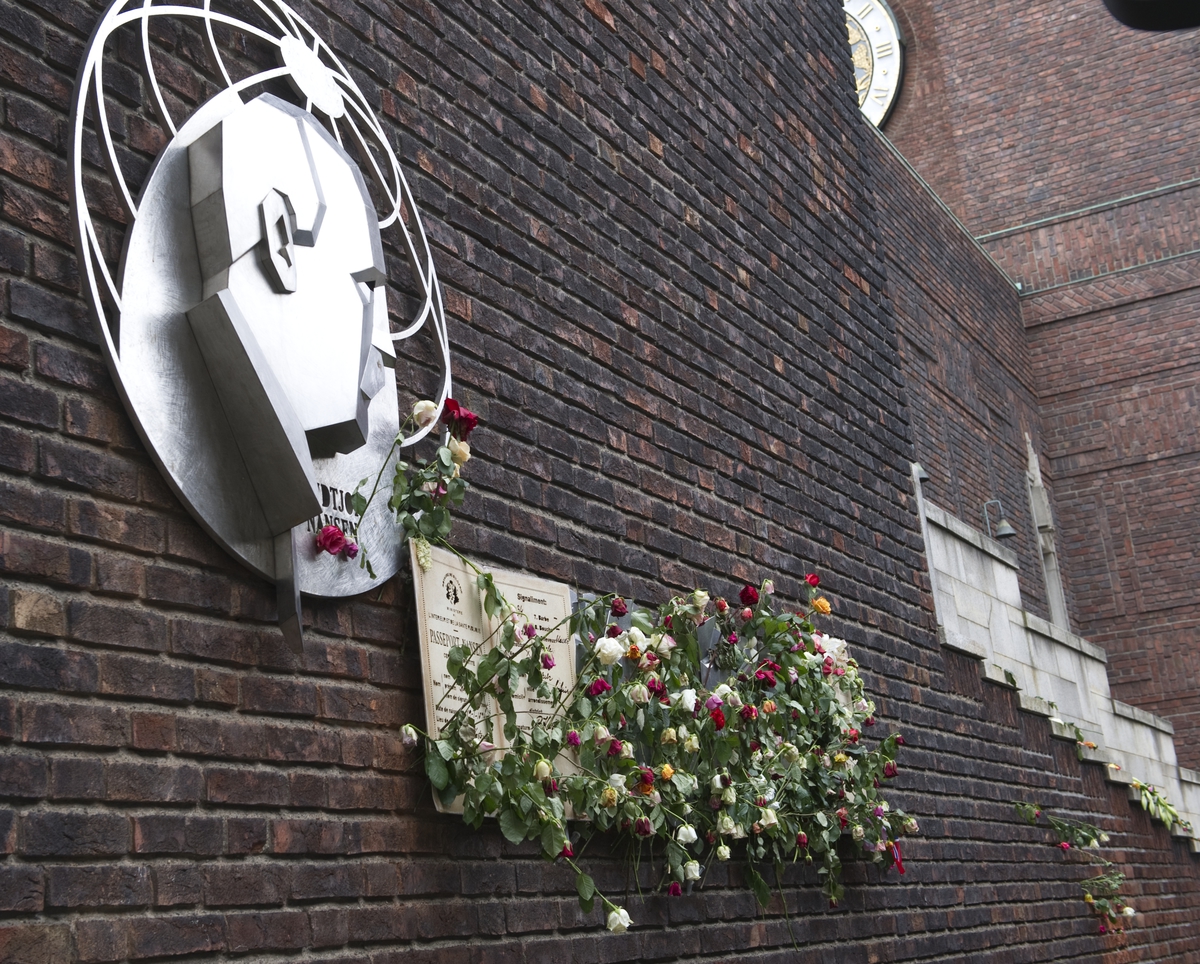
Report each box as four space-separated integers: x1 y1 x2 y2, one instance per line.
441 398 479 439
805 573 820 587
668 881 682 896
559 843 574 859
715 598 728 613
606 624 622 638
883 761 898 778
740 704 758 721
316 525 347 555
739 585 759 606
607 739 623 757
610 597 628 616
797 831 808 847
847 728 860 743
711 708 726 730
634 816 653 837
587 678 612 698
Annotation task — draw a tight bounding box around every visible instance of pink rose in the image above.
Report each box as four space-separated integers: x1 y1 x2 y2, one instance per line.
316 525 347 555
541 653 555 670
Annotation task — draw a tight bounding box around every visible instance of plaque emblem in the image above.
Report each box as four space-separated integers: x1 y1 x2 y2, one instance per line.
70 1 453 643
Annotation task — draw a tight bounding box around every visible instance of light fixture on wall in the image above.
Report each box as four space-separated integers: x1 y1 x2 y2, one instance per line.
983 500 1017 539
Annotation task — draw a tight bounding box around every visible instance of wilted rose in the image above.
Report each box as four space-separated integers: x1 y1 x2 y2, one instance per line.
316 525 347 555
740 585 759 606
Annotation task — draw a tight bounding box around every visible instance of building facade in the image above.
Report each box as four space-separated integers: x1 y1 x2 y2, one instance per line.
0 0 1198 961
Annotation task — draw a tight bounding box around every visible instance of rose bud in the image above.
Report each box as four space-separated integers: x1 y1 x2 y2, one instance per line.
797 831 808 847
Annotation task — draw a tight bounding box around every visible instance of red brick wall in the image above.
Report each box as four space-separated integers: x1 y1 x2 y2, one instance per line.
0 0 1197 960
883 0 1200 762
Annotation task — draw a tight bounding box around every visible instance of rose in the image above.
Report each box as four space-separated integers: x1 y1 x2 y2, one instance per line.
762 580 774 594
740 705 758 721
813 596 831 615
684 860 701 881
594 637 624 665
447 437 471 466
620 741 633 759
677 689 697 713
608 773 625 789
741 607 753 621
606 908 632 933
711 708 726 730
400 724 419 746
607 739 623 757
716 813 735 835
691 589 710 610
634 817 653 837
628 683 650 704
610 596 628 616
559 843 574 859
660 763 675 781
739 584 759 606
715 598 728 613
600 786 619 808
566 730 581 747
762 699 777 714
411 399 438 427
541 653 555 670
716 844 731 861
668 881 682 896
441 398 478 439
721 786 736 805
316 525 347 555
705 694 723 711
660 727 677 745
883 761 898 778
797 831 808 847
852 824 865 841
684 733 700 753
533 759 552 781
587 678 612 698
677 824 698 844
593 725 611 744
805 573 820 587
654 634 677 657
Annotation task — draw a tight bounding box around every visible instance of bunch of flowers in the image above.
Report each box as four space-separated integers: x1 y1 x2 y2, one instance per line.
1015 802 1135 935
316 399 477 575
408 572 915 930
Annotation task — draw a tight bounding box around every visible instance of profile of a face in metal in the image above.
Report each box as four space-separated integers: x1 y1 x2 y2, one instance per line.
71 1 453 646
185 93 395 536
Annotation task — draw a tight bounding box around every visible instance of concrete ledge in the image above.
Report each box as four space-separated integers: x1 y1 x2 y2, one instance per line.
1105 765 1135 785
1019 694 1056 717
1024 611 1108 663
1049 718 1079 741
924 501 1020 568
982 662 1018 688
938 626 987 660
1113 699 1175 735
1180 767 1200 786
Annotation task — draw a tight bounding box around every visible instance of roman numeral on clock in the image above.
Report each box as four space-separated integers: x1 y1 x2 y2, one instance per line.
871 88 889 103
876 40 894 57
856 2 874 18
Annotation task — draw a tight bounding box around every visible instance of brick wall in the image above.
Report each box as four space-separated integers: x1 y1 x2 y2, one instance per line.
882 0 1200 762
1 0 1198 961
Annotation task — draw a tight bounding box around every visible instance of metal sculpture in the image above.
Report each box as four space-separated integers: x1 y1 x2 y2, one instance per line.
70 0 452 647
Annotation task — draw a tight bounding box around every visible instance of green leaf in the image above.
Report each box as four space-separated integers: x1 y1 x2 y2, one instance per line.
630 610 654 635
746 863 772 908
576 873 595 903
425 750 449 790
498 808 527 844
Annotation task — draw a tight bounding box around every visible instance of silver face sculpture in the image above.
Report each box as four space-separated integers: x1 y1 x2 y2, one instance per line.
71 1 452 647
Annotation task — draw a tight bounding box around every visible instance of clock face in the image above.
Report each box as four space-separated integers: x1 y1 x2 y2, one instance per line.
844 0 904 127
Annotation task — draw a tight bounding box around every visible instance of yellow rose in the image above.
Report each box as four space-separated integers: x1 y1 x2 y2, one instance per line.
448 437 471 466
660 764 675 781
600 786 619 808
813 597 831 615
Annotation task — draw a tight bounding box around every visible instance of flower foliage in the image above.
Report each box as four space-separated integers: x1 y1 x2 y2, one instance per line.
330 399 477 577
418 577 915 927
1015 802 1135 935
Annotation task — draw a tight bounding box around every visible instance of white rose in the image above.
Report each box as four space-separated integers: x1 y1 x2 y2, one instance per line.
711 774 725 793
684 735 700 753
606 908 632 933
533 759 551 781
677 824 698 845
717 813 735 835
619 741 633 759
692 590 710 610
1122 906 1135 916
716 844 731 861
724 689 743 710
661 727 677 745
762 580 774 594
852 825 864 841
608 773 626 789
781 743 800 763
628 683 650 704
721 786 737 805
448 437 471 466
655 634 677 657
683 860 701 881
626 626 648 649
595 637 624 666
593 725 611 744
731 824 746 839
411 399 438 427
400 724 420 747
676 725 689 741
760 808 778 829
678 689 697 714
713 684 732 700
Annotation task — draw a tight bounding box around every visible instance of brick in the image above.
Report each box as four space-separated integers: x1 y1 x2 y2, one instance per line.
0 638 97 691
9 590 65 636
202 863 287 907
0 530 91 586
68 600 168 652
205 766 288 806
0 924 71 964
152 863 203 906
0 374 58 427
105 760 202 803
98 653 194 702
74 919 128 963
22 811 129 856
21 701 127 748
146 565 232 613
170 618 260 664
39 438 140 500
48 757 103 800
0 866 43 912
46 865 151 908
0 479 65 530
241 675 318 717
64 396 139 448
8 282 90 342
126 914 224 959
132 814 221 857
226 817 268 855
225 910 309 952
68 498 166 553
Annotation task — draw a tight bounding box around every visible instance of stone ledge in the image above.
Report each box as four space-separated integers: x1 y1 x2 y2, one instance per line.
924 501 1020 568
1023 611 1108 663
937 626 987 660
1113 699 1175 735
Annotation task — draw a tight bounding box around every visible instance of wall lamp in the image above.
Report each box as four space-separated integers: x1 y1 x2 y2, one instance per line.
982 500 1017 539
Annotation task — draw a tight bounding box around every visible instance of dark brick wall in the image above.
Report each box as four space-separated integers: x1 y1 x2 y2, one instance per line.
881 0 1200 762
0 0 1198 961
